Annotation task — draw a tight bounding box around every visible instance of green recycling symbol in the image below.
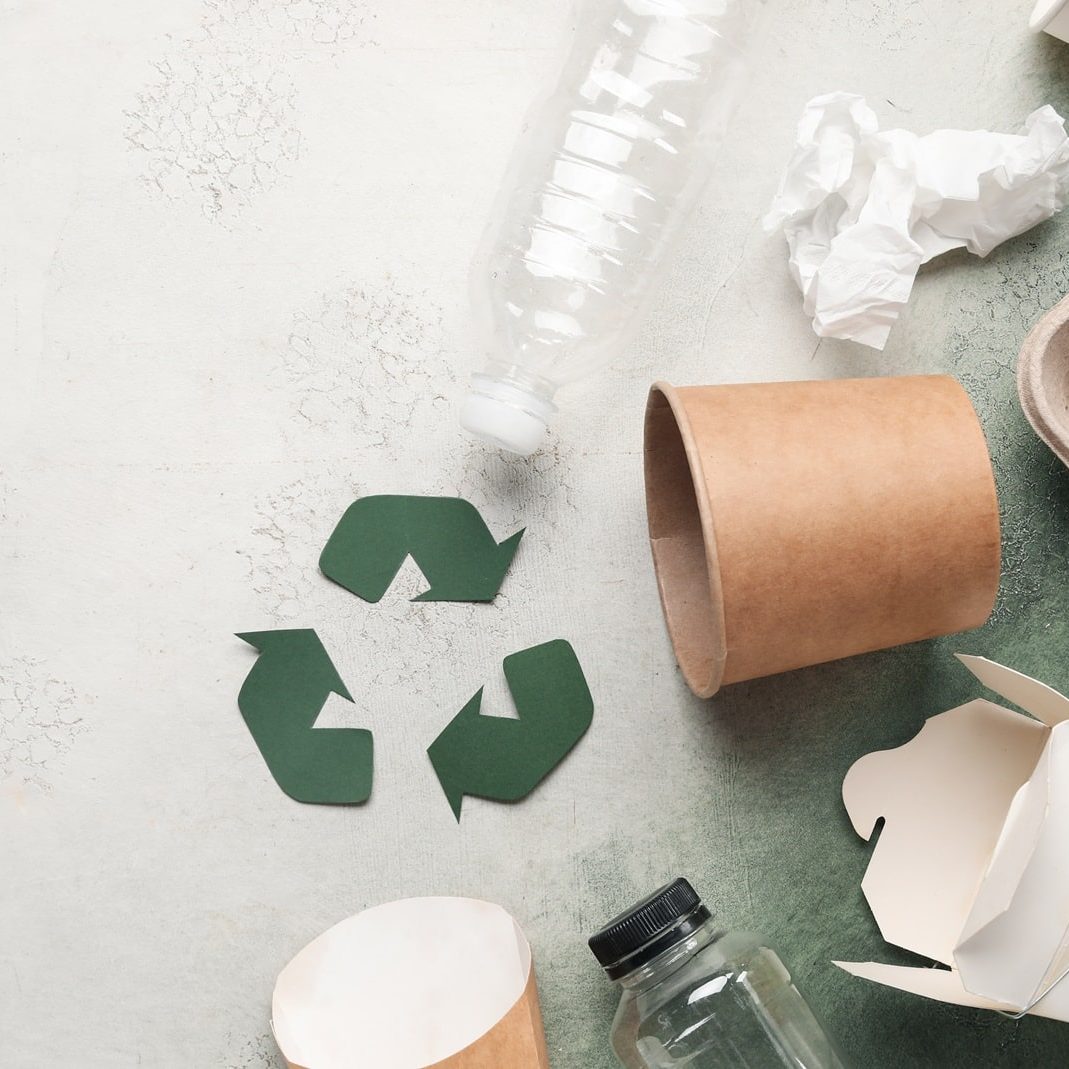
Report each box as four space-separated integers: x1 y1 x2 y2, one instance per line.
236 495 594 819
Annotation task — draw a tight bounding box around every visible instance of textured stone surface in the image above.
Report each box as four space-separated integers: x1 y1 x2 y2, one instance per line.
3 0 1069 1065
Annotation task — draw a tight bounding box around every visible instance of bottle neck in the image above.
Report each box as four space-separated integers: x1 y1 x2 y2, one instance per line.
616 917 722 994
479 361 558 406
461 366 559 456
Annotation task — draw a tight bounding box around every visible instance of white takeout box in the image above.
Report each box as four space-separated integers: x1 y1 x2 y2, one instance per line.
836 655 1069 1020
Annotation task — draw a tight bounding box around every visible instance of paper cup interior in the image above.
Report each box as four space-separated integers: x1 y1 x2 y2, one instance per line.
1031 0 1069 31
272 897 534 1069
643 383 727 698
1018 292 1069 468
1037 338 1069 454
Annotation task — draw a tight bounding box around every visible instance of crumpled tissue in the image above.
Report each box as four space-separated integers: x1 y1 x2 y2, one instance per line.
763 92 1069 349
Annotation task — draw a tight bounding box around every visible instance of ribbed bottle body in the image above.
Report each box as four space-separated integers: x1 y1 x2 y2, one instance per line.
471 0 752 391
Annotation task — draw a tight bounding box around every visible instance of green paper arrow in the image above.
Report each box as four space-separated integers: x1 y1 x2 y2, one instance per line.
319 495 524 603
235 629 373 805
427 639 594 820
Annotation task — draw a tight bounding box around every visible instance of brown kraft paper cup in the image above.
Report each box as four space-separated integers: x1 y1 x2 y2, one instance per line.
429 971 549 1069
280 966 547 1069
281 973 548 1069
644 376 1001 698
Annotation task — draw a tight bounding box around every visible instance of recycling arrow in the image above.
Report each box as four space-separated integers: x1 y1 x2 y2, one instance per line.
236 629 373 804
319 495 523 603
427 639 593 820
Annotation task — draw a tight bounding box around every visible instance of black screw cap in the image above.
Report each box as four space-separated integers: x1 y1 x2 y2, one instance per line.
588 878 710 979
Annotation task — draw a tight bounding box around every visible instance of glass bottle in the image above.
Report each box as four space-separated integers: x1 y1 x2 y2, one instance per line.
589 878 849 1068
459 0 760 455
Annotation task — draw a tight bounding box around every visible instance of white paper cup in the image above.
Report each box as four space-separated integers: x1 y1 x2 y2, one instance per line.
1031 0 1069 42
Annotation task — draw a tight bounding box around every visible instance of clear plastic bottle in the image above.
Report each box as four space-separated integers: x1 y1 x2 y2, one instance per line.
589 879 850 1069
459 0 758 455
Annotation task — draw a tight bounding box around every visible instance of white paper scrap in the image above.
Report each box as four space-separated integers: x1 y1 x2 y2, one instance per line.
763 93 1069 349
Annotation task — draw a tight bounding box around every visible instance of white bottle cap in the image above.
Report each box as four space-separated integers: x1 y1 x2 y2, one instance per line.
460 376 556 456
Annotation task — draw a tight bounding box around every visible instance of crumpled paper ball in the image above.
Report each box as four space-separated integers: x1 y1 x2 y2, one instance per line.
764 92 1069 349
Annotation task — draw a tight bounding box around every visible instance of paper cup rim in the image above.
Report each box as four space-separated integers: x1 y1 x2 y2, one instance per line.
644 382 728 698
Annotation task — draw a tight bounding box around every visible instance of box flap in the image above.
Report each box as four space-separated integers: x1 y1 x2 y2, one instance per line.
834 961 1012 1012
955 723 1069 1009
842 698 1048 963
956 655 1069 727
834 959 1069 1023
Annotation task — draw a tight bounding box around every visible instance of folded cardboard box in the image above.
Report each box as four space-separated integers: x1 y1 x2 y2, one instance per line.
837 655 1069 1020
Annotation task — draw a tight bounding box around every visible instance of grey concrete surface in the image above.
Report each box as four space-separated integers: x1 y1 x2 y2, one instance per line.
4 1 1069 1066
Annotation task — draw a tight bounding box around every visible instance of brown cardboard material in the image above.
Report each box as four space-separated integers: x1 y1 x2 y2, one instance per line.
644 376 1001 697
1018 291 1069 469
431 972 548 1069
272 897 549 1069
281 975 547 1069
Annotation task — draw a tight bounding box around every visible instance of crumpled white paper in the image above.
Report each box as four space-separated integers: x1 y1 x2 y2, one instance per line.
763 92 1069 349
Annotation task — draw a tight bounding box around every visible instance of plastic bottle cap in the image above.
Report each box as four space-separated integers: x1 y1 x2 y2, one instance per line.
460 378 554 456
588 878 712 979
